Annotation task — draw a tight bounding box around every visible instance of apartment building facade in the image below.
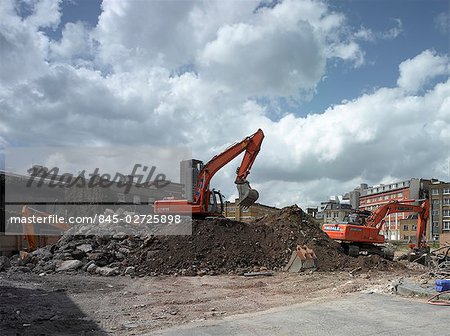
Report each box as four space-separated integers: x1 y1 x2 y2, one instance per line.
317 200 352 224
429 181 450 245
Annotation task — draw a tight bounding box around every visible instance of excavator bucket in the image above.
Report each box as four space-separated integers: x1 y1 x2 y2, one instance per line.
236 181 259 209
284 245 318 272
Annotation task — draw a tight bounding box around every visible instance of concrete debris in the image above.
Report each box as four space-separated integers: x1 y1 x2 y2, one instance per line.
96 266 119 276
0 256 11 271
6 205 402 277
56 260 83 272
125 266 135 275
76 244 93 253
86 263 98 274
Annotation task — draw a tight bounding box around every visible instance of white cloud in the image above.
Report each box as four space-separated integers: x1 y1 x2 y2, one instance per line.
198 0 364 97
435 12 449 34
354 18 402 42
198 20 326 97
329 42 364 67
94 0 260 71
23 0 62 29
354 27 374 41
0 0 449 209
397 50 449 92
50 21 94 63
93 0 363 98
0 0 53 84
383 18 402 39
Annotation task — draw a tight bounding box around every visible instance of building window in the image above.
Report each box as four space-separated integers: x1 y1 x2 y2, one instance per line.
403 225 409 231
326 212 331 218
384 195 389 200
444 221 450 231
433 199 440 205
397 192 403 197
432 188 440 195
443 198 450 205
432 210 439 218
117 193 125 202
412 225 417 231
444 188 450 195
443 210 450 217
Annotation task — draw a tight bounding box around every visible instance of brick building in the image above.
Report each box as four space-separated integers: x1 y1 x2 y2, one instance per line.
223 200 279 221
358 178 432 241
398 216 419 241
429 180 450 245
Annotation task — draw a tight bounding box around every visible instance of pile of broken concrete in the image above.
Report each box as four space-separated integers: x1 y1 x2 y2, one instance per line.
7 233 142 276
3 205 398 276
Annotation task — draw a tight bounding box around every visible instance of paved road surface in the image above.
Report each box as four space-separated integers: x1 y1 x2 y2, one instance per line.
149 293 449 336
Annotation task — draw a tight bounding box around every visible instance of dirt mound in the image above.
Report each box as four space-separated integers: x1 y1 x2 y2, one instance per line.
129 205 355 275
7 205 400 276
355 254 403 272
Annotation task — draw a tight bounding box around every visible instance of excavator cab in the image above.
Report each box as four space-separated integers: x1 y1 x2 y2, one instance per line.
207 189 224 215
236 181 259 209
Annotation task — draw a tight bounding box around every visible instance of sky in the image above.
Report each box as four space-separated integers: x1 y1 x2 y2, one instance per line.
0 0 449 208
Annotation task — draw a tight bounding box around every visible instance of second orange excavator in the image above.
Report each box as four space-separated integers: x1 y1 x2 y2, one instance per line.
322 199 430 261
154 129 264 218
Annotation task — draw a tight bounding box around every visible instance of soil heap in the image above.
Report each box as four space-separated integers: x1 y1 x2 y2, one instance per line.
6 205 397 276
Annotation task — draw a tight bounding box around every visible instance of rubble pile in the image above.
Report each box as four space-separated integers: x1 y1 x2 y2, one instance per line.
5 205 398 276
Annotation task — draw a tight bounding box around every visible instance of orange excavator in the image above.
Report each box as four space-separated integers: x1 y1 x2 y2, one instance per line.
322 199 430 260
154 129 264 218
21 205 71 251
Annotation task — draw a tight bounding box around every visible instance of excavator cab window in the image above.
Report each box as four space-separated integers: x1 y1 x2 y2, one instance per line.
347 213 363 225
207 189 223 215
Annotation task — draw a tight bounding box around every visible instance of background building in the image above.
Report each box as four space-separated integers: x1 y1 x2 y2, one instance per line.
358 178 432 241
316 198 352 224
306 207 318 218
317 178 450 245
398 216 419 242
429 180 450 245
342 184 368 209
0 167 184 255
223 200 279 221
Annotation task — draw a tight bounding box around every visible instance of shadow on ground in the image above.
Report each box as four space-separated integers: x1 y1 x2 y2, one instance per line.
0 286 106 335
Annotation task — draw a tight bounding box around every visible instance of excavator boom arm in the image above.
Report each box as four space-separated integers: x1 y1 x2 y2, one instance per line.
235 131 264 183
154 129 264 217
194 129 264 206
367 199 430 246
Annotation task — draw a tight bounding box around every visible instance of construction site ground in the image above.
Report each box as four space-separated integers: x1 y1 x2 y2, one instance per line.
0 267 425 336
151 293 450 336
